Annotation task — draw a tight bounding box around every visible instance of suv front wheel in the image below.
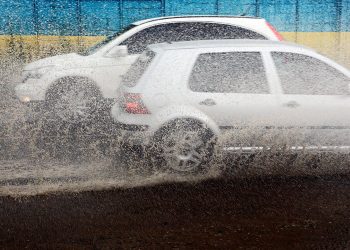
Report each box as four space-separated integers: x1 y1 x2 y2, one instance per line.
150 121 216 175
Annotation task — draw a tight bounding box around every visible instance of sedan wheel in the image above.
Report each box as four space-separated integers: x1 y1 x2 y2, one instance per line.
152 122 215 175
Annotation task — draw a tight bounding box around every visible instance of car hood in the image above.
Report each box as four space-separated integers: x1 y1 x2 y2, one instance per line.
24 53 84 70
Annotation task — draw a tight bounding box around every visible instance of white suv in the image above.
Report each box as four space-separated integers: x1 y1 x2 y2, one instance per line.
14 16 282 123
111 40 350 174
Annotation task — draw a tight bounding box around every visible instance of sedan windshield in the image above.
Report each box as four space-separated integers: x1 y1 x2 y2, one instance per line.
79 24 137 56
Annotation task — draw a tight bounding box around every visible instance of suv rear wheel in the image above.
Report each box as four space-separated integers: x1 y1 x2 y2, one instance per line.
150 121 216 175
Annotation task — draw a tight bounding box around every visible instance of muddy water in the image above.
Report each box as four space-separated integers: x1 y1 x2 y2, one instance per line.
0 151 349 197
1 107 349 197
0 159 219 196
1 109 350 197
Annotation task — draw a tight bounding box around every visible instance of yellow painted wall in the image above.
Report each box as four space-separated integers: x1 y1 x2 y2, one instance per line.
1 33 350 67
282 32 350 68
0 35 105 61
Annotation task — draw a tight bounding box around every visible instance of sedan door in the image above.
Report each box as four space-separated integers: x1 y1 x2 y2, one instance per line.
271 51 350 148
184 50 280 147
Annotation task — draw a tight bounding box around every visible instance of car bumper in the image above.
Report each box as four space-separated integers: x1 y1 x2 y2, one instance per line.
117 122 151 146
25 100 47 112
16 100 47 123
15 80 47 102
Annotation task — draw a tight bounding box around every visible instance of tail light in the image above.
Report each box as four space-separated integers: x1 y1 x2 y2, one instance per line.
122 93 150 114
266 21 284 41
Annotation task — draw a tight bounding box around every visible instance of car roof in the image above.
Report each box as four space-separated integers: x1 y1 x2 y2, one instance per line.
148 39 313 52
132 15 262 25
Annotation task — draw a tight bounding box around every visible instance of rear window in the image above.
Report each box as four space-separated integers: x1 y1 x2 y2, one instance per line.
189 52 269 93
122 50 156 87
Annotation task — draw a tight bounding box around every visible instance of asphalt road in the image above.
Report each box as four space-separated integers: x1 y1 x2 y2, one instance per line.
1 173 350 249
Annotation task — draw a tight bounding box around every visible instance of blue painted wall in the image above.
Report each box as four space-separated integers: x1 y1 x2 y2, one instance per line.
1 0 349 36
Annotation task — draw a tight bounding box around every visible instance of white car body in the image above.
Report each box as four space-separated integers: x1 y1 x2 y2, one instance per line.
111 40 350 151
15 16 282 104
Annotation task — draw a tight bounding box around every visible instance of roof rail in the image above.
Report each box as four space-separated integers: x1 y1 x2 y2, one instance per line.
132 15 262 25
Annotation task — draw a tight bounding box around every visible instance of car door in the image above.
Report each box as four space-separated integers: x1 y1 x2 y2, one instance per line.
183 50 280 147
271 51 350 148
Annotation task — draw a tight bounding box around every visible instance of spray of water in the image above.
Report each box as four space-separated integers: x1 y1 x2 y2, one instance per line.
1 38 350 197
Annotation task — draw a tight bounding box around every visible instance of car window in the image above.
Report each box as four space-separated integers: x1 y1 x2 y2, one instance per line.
120 22 267 54
79 24 137 56
189 52 269 93
272 52 350 95
121 50 156 87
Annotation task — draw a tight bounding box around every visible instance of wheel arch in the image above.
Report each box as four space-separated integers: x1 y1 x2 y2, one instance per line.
151 105 221 138
45 76 103 100
153 117 219 140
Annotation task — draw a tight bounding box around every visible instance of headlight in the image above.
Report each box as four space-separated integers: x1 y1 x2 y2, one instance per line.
22 66 54 82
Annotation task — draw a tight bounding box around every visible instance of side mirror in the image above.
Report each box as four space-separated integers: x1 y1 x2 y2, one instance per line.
105 45 128 58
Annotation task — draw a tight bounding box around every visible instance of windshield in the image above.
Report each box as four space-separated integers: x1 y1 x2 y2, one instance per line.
79 24 137 56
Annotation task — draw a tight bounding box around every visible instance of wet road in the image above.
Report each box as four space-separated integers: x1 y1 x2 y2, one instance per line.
1 174 350 249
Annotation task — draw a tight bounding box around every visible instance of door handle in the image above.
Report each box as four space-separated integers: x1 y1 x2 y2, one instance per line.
283 100 299 108
199 98 216 106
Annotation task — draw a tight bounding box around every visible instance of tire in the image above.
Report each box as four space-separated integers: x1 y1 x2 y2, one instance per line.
46 78 101 124
149 120 216 175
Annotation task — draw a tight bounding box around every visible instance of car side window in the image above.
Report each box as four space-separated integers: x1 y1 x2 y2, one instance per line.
121 22 267 54
272 52 350 95
189 52 269 94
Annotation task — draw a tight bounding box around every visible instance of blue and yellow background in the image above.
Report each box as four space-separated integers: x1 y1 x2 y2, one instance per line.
1 0 350 66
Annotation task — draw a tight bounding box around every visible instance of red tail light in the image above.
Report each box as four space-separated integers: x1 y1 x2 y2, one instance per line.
123 93 150 114
266 21 284 41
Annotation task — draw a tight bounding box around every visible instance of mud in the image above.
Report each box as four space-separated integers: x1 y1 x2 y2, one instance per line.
0 174 349 249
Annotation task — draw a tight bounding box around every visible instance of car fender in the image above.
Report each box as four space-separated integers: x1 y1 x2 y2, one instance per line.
15 68 101 102
43 68 103 96
151 105 220 136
